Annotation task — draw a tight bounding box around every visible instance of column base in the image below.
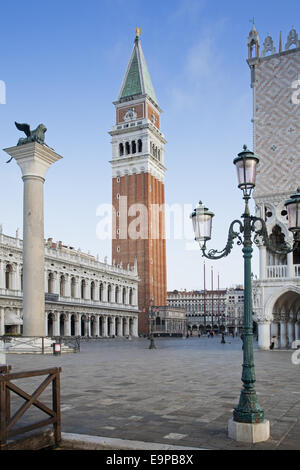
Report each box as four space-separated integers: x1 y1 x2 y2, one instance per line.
228 418 270 443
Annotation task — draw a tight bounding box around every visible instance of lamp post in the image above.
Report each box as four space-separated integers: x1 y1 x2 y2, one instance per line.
149 299 156 350
191 145 300 443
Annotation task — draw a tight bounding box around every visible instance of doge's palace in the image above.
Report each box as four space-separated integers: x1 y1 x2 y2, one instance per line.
248 25 300 349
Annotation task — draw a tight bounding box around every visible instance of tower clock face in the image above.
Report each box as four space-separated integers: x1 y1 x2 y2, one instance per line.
123 107 137 122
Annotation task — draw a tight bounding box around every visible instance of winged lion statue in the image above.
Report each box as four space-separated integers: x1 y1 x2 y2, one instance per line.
15 121 47 146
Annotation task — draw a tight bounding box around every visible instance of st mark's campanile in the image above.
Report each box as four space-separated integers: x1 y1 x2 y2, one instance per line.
109 29 167 334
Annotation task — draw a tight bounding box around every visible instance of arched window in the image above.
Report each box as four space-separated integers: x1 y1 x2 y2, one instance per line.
99 283 103 301
125 142 130 155
48 273 54 294
91 281 95 300
267 225 287 266
5 264 12 289
158 149 161 161
71 277 76 297
81 280 86 299
138 139 142 152
132 141 136 154
115 286 119 303
119 143 124 156
107 284 111 302
122 287 126 304
129 288 133 305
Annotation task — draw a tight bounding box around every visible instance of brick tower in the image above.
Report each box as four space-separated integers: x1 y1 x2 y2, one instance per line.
109 29 167 335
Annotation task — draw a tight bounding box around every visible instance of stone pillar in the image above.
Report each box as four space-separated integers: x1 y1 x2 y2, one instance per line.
111 285 116 303
103 316 108 337
0 261 5 290
53 312 60 337
133 317 138 337
288 314 295 346
94 316 100 336
124 317 130 336
44 270 48 293
295 314 300 341
103 284 108 302
110 317 116 336
280 320 288 349
64 274 71 298
4 142 62 336
75 314 80 336
257 321 270 350
65 314 71 336
0 307 5 335
94 281 100 301
259 245 267 279
117 317 123 336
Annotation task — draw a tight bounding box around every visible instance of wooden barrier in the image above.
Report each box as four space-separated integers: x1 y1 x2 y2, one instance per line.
0 366 61 448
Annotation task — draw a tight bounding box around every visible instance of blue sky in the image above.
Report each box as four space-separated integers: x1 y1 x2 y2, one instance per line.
0 0 299 291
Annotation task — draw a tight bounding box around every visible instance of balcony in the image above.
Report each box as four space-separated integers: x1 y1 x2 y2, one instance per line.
265 264 300 279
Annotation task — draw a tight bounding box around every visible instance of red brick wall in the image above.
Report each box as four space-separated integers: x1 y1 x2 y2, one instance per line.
112 172 167 334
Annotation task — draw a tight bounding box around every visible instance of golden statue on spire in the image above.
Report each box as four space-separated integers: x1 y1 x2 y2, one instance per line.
136 27 141 37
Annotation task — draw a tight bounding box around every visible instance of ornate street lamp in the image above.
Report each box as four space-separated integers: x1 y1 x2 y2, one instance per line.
191 145 300 442
149 299 156 350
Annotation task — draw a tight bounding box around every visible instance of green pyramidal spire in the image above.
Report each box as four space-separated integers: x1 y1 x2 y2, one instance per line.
118 31 158 104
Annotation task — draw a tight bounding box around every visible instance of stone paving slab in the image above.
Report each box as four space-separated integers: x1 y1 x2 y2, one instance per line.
3 336 300 450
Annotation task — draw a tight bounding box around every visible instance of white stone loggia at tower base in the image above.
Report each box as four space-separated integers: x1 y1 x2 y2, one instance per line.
4 142 62 337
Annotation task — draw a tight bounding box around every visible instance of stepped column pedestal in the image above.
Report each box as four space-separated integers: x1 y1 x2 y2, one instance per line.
4 142 62 336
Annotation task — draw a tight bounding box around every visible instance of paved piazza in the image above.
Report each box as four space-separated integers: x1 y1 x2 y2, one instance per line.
5 336 300 450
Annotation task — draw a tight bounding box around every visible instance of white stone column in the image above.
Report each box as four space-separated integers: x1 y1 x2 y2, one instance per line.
65 314 71 336
103 316 108 337
280 321 288 349
75 314 81 336
288 314 295 346
259 245 267 280
103 284 108 302
134 317 138 336
53 312 60 337
44 270 48 293
53 273 59 295
94 281 100 301
94 316 100 336
0 307 5 335
84 280 90 301
124 317 130 336
111 317 116 336
74 278 80 299
295 314 300 341
257 321 270 350
4 142 62 336
64 274 71 298
117 317 122 336
111 285 116 303
45 312 49 336
0 261 5 290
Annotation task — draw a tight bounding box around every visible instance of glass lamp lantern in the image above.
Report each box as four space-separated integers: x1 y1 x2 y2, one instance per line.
285 188 300 234
233 145 259 196
190 201 214 247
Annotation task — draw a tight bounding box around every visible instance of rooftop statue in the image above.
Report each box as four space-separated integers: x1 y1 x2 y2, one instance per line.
15 121 47 146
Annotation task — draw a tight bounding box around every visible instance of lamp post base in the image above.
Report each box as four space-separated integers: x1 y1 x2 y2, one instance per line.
228 418 270 443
